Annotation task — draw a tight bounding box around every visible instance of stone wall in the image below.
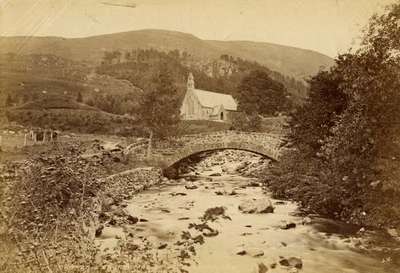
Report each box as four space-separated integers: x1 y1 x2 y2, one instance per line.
98 167 163 202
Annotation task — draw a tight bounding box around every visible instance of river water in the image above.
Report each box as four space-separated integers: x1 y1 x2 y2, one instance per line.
97 150 399 273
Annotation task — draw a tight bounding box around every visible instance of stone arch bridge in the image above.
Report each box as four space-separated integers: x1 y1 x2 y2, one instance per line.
145 131 284 170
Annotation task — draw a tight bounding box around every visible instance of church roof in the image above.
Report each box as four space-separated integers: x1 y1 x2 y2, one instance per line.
192 89 237 111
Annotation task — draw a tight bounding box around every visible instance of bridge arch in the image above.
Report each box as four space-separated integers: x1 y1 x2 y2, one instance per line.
164 141 279 169
150 131 283 177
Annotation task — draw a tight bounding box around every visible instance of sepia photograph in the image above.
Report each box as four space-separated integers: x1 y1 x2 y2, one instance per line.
0 0 399 272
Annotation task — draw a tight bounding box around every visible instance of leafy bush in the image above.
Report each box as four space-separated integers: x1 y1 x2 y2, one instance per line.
0 144 172 273
0 145 103 272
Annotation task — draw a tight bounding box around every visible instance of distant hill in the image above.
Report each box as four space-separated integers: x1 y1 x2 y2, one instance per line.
0 53 142 115
0 29 334 79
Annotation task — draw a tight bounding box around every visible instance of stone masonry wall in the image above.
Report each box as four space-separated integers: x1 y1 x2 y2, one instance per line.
98 167 163 202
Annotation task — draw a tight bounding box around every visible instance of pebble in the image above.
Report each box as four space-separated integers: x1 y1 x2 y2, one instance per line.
236 248 247 256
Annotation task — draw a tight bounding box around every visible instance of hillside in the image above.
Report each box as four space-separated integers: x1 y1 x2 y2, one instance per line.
0 54 142 115
15 96 98 111
97 48 307 105
0 29 334 79
5 96 138 135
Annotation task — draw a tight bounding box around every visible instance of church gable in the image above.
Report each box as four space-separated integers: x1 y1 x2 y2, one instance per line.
180 88 204 120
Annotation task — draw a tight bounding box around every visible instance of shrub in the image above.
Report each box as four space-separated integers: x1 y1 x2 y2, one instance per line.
1 146 103 272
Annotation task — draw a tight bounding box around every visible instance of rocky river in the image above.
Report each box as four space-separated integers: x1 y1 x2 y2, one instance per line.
95 150 399 273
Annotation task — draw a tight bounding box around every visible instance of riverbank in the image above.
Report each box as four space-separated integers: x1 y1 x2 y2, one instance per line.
262 156 400 241
0 139 164 273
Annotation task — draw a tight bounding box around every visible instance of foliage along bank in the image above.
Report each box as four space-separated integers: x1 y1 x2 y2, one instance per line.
265 3 400 229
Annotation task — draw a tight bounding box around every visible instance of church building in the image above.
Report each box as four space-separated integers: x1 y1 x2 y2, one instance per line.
180 73 238 121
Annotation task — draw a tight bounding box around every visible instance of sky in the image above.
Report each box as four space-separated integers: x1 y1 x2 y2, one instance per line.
0 0 397 57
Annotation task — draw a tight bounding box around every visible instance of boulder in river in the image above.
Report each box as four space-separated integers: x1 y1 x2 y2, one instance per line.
158 243 168 249
235 162 248 171
235 248 247 256
201 206 228 222
239 198 274 214
258 262 269 273
280 222 297 230
161 177 169 183
126 215 139 224
387 228 400 240
247 248 264 257
279 257 303 269
302 217 312 225
179 178 186 183
185 183 198 190
215 188 238 196
170 192 187 196
203 229 219 237
192 234 205 245
95 225 104 238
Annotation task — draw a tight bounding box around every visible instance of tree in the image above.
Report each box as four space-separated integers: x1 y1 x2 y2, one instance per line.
237 70 291 116
270 3 400 226
288 65 349 157
137 66 181 155
232 113 262 132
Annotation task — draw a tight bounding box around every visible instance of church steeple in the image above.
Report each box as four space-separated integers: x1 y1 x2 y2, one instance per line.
187 72 195 90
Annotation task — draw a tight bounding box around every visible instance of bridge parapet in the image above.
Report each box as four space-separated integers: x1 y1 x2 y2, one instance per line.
169 131 281 147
